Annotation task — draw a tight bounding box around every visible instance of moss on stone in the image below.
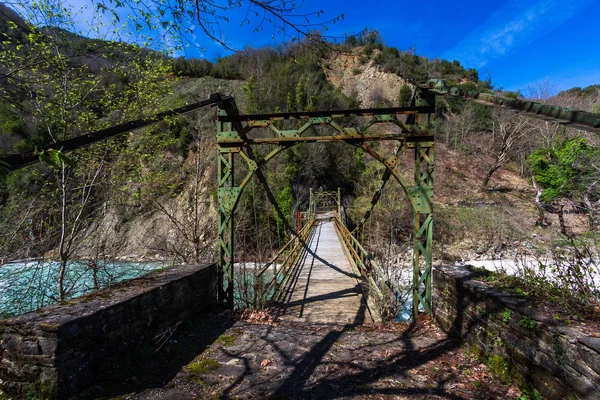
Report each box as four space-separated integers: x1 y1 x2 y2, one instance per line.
187 358 221 374
25 379 57 400
214 334 235 346
487 355 511 384
469 344 481 360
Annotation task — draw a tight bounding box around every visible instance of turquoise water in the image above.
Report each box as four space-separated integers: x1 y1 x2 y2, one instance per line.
0 260 170 318
233 266 276 309
0 260 414 320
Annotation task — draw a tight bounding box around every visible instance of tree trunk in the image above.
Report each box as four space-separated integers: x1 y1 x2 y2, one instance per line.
482 164 500 189
558 202 568 235
57 164 68 302
57 258 67 302
532 175 550 226
90 261 99 290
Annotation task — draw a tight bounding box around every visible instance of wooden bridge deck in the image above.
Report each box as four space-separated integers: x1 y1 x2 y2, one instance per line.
274 219 372 325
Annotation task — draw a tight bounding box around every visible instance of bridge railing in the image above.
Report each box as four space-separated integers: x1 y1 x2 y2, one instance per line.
254 216 316 306
334 215 401 319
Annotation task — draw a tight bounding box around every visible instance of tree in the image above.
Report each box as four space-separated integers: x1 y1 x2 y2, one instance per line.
481 109 534 189
0 1 173 302
151 116 216 264
529 137 600 233
397 84 411 107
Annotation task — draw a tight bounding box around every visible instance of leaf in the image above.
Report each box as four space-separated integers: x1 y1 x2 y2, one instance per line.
260 359 272 367
35 147 74 169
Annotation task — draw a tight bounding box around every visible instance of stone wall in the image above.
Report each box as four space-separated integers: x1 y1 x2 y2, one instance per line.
433 265 600 399
0 263 217 398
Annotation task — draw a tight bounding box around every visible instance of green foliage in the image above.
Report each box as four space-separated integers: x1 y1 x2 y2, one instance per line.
528 136 600 202
211 55 242 80
0 1 174 270
172 57 212 78
519 316 536 329
275 183 293 228
0 161 10 179
487 355 511 384
440 60 479 83
469 344 481 361
0 103 25 137
398 84 412 107
518 384 542 400
25 379 57 400
242 74 259 113
560 84 600 97
504 91 521 99
35 148 74 169
502 308 512 323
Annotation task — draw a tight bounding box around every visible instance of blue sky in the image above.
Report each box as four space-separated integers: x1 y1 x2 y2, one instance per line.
187 0 600 94
18 0 600 94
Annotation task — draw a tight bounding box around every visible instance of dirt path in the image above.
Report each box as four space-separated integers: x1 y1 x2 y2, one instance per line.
79 314 520 399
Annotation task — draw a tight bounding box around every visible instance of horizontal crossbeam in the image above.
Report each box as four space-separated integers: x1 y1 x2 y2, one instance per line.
217 106 435 122
218 134 434 146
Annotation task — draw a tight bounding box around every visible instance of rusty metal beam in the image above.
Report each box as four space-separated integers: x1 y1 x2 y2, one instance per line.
217 106 434 122
421 80 600 134
1 93 229 171
218 133 434 146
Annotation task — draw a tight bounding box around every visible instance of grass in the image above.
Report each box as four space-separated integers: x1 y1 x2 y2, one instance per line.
519 316 536 329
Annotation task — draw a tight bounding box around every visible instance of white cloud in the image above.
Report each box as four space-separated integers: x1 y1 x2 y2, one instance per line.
443 0 596 68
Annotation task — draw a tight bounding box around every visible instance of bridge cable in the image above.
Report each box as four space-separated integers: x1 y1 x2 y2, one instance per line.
1 93 229 171
351 90 418 234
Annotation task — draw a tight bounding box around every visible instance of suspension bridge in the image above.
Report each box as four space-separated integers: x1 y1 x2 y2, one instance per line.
3 80 600 322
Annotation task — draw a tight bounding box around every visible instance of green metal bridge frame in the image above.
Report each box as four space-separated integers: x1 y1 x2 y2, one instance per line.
309 188 341 216
216 88 437 316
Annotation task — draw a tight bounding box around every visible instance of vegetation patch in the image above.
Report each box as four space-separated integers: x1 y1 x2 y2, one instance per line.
24 380 57 400
487 355 511 384
187 357 221 375
214 334 236 346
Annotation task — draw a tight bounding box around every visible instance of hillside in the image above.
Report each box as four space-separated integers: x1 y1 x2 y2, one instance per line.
0 3 599 305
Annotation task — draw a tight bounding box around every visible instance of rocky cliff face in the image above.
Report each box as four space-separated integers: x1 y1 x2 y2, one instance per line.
322 48 412 107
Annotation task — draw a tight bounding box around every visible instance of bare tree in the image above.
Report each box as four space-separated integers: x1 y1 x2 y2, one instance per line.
151 114 216 263
481 109 534 189
55 149 108 301
96 0 345 51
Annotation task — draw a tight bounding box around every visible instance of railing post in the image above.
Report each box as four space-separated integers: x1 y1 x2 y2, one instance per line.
337 187 341 218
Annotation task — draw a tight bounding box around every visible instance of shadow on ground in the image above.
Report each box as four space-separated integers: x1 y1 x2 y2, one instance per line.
111 313 517 400
73 311 236 399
